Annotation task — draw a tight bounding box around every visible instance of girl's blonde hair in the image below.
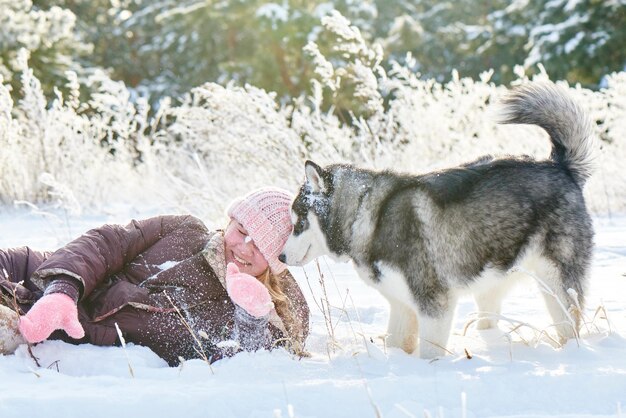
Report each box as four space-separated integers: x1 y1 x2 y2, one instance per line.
258 268 307 356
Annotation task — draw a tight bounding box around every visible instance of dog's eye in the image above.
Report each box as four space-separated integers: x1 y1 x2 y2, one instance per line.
294 217 308 234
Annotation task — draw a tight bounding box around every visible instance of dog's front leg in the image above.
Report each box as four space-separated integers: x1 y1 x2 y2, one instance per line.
416 303 456 359
385 299 418 354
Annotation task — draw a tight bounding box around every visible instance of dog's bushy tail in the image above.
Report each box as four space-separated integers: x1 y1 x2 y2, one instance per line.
497 82 595 187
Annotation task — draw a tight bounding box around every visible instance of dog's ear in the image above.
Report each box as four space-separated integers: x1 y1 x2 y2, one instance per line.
304 160 326 193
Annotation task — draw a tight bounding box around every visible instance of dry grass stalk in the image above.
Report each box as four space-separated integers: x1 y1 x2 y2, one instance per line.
280 381 296 418
305 259 381 359
47 360 60 372
114 322 135 378
421 339 455 356
302 264 339 360
353 356 383 418
508 266 580 343
314 260 337 345
392 404 417 418
163 291 214 374
347 292 375 357
464 289 614 355
589 304 612 333
463 312 563 349
317 258 382 358
27 345 42 368
1 273 42 367
332 289 358 343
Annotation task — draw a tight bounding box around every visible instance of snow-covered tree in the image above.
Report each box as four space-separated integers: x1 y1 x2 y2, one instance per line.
375 0 507 81
1 7 624 217
0 0 90 99
487 0 626 86
88 0 327 101
524 0 626 86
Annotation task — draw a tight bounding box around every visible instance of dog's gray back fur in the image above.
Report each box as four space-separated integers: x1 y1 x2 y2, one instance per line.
323 83 593 289
283 82 595 357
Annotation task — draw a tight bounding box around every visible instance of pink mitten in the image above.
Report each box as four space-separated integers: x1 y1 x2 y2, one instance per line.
225 263 273 318
19 293 85 343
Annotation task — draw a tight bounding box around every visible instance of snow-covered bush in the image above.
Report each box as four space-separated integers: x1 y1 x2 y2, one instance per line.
0 50 151 213
299 12 625 215
153 83 308 222
0 12 624 220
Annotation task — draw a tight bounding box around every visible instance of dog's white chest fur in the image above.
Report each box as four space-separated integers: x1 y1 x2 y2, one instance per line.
354 262 417 308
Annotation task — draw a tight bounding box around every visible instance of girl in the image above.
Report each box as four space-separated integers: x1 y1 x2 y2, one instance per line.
0 188 309 365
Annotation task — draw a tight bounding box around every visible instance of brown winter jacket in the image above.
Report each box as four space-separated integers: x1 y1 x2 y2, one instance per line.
0 215 309 365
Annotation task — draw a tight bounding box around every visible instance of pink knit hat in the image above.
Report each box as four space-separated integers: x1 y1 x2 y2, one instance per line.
227 187 294 274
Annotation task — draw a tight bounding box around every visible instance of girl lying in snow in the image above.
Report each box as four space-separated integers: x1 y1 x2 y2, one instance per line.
0 188 309 366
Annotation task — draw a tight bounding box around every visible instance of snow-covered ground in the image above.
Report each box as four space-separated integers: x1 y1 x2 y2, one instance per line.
0 210 625 418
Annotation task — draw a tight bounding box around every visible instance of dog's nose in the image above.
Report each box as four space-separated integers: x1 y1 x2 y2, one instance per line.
278 254 286 263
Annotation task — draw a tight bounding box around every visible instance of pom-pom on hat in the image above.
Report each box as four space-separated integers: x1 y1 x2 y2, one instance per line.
227 187 294 274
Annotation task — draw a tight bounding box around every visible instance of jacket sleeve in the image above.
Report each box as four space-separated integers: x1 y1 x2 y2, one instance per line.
232 305 271 351
0 247 49 310
0 247 49 286
31 215 207 299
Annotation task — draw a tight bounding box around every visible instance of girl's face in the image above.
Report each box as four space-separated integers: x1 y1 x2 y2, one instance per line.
224 219 269 277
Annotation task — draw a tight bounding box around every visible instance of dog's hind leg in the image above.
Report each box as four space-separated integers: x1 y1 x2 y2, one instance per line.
524 253 583 343
543 220 592 343
385 299 418 353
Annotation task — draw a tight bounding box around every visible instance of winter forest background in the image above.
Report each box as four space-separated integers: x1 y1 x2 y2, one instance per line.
1 2 626 417
0 0 625 223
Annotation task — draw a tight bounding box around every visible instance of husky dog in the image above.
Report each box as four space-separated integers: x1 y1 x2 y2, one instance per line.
279 82 595 359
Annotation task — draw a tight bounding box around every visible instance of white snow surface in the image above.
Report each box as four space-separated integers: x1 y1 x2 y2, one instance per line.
0 210 625 418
